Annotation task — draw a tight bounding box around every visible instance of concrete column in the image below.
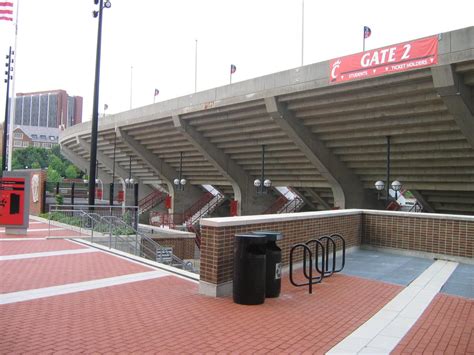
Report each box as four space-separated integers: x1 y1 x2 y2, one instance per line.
172 114 276 215
432 64 474 149
264 96 374 209
116 127 205 214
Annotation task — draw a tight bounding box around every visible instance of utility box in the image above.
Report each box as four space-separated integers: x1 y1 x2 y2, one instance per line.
0 171 30 234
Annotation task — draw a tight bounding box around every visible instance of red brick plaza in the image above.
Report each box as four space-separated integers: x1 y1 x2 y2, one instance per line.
1 218 473 354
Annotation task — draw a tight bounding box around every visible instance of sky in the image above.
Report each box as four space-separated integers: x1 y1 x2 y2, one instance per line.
0 0 473 121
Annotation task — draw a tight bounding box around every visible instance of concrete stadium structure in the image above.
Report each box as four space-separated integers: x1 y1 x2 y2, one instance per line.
60 26 474 216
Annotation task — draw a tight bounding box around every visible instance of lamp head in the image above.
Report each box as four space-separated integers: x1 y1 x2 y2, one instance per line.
180 178 186 186
104 0 111 8
254 179 261 187
263 179 272 188
173 178 180 186
391 180 402 192
375 180 385 191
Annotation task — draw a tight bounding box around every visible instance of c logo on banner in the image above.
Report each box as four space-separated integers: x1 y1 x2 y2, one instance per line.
31 174 39 203
330 59 341 81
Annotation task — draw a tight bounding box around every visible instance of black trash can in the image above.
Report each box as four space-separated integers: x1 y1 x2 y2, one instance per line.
233 234 267 305
253 231 283 298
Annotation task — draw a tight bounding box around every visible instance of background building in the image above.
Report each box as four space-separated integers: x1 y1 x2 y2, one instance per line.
12 89 82 150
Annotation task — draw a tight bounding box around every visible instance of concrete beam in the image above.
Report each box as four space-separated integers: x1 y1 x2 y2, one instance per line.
116 127 207 214
410 190 436 213
117 128 175 192
173 114 275 215
305 188 331 210
432 64 474 149
265 96 369 208
61 145 111 183
76 136 131 183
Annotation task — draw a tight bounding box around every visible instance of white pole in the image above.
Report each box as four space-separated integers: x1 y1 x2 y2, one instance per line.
194 39 198 93
129 65 133 109
7 0 20 171
301 0 304 67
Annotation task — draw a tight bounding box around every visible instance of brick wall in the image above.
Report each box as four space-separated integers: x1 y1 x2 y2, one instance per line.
200 212 361 285
362 212 474 259
142 237 195 261
199 210 474 296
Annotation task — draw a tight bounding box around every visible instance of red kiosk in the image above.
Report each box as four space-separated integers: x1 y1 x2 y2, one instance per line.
0 171 30 234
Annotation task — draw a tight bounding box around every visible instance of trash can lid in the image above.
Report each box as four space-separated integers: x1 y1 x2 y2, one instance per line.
252 231 283 241
235 233 267 245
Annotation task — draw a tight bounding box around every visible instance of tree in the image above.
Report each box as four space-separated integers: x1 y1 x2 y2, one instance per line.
65 164 79 179
49 156 66 176
47 168 62 183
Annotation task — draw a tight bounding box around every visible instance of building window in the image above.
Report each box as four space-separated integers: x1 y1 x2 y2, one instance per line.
49 136 56 141
22 141 29 147
40 135 47 140
14 140 23 147
31 134 38 139
42 142 52 149
34 142 41 147
14 132 23 139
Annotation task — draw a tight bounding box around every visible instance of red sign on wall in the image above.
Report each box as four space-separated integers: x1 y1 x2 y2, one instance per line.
0 177 25 225
329 36 438 83
165 195 172 209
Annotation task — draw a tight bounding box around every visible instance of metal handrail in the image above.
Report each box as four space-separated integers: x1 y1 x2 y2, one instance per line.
47 205 195 272
97 215 194 272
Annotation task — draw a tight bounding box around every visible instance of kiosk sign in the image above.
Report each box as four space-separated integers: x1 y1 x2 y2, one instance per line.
330 36 438 83
0 177 26 225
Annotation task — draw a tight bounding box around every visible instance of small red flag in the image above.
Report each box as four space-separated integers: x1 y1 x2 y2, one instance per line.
154 88 159 96
230 64 236 74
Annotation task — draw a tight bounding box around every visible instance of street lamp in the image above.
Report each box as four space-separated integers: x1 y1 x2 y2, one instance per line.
2 46 14 174
174 152 186 191
374 136 403 203
88 0 111 207
254 145 272 194
125 156 134 187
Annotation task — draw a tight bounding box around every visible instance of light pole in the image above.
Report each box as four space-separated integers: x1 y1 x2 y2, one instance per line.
173 151 186 191
374 136 402 204
2 47 14 174
125 156 134 187
88 0 111 207
254 145 272 194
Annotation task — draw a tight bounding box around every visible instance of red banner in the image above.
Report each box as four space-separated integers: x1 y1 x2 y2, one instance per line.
329 36 438 83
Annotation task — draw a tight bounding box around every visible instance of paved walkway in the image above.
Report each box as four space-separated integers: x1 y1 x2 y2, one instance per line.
0 219 472 354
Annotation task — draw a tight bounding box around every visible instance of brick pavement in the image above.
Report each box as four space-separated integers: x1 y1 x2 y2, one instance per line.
0 272 401 354
392 293 474 354
1 250 153 293
0 239 86 255
1 218 472 354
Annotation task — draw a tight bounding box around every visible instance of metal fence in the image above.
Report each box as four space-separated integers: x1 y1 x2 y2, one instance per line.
48 204 195 273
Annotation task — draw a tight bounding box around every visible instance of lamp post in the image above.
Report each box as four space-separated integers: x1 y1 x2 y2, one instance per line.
2 47 14 174
125 155 134 187
374 136 402 203
88 0 111 207
254 145 272 194
173 151 186 191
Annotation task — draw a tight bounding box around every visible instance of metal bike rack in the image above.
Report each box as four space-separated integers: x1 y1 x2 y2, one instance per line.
289 233 346 294
329 233 346 273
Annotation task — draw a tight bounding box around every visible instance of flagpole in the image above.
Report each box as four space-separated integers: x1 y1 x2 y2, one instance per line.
301 0 304 66
129 65 133 109
7 0 20 171
363 29 365 52
194 39 198 93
